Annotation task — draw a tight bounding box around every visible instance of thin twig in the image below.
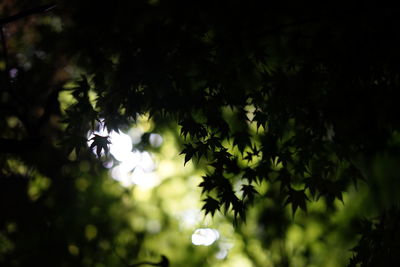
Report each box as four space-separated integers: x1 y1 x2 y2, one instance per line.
1 25 8 69
0 4 56 25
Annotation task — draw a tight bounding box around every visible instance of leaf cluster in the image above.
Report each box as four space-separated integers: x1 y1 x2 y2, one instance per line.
58 2 400 221
349 208 400 267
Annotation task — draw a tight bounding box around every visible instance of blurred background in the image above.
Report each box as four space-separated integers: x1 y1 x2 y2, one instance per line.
2 1 399 266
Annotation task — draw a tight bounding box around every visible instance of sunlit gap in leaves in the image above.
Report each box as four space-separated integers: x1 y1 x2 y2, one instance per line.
191 227 234 260
191 228 219 246
180 210 233 258
87 120 235 260
87 120 163 188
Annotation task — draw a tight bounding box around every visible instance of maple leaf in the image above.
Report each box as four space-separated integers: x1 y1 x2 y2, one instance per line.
179 143 196 165
218 187 237 213
251 144 261 157
284 188 309 216
213 148 232 164
89 134 111 158
277 169 292 192
243 167 257 184
304 176 321 199
179 118 207 139
252 110 268 131
241 184 258 203
232 131 251 154
243 152 254 162
205 135 223 150
232 200 246 223
202 196 220 217
194 141 209 161
198 174 217 194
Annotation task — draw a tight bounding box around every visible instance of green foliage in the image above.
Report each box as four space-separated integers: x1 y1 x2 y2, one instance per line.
2 1 400 266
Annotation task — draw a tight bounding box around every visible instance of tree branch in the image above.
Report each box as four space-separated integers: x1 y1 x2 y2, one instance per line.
0 4 57 25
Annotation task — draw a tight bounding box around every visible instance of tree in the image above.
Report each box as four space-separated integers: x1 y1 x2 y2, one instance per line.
2 1 400 266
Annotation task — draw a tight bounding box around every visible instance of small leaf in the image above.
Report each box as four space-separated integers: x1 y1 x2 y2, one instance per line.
179 118 207 139
277 169 291 192
253 110 268 130
206 135 223 150
284 188 309 216
194 141 209 161
232 131 251 154
198 174 217 194
233 200 246 223
89 134 111 158
243 167 257 184
241 184 258 203
218 187 237 213
243 152 254 162
202 196 220 217
180 144 196 165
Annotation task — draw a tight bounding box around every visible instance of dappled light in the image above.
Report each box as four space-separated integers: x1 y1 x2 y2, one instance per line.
215 241 233 260
3 2 400 266
109 131 133 161
179 209 203 229
149 133 163 147
191 228 220 246
87 120 159 188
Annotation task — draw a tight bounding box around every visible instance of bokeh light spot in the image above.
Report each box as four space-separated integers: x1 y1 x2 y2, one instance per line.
191 228 220 246
149 133 163 147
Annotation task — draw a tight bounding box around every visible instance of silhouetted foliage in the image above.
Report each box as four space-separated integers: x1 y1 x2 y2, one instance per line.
349 208 400 267
2 1 400 266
